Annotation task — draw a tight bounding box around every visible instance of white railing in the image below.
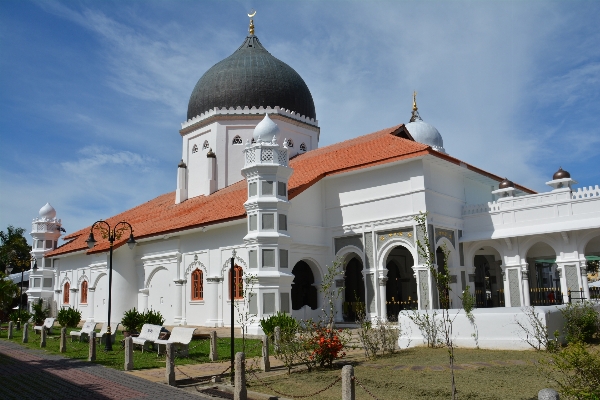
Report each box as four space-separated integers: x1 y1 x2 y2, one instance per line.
572 185 600 199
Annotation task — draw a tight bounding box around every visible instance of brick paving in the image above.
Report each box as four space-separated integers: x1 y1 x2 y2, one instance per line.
0 340 210 400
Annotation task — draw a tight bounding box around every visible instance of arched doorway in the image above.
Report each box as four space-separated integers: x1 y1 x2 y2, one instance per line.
526 242 561 305
291 261 317 311
473 246 504 307
385 246 417 319
343 257 365 322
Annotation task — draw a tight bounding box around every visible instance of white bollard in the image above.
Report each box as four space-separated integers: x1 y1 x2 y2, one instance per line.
274 326 281 353
60 327 66 353
538 388 560 400
8 321 14 339
41 328 47 348
22 323 29 343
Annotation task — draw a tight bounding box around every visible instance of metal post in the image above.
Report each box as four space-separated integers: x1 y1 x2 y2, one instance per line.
18 269 24 330
106 242 114 351
230 255 235 385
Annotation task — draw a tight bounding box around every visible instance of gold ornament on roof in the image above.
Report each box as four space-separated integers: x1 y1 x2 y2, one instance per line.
412 91 418 111
248 9 256 35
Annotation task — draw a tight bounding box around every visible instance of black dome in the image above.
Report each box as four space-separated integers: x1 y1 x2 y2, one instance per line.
553 167 571 180
499 178 514 189
187 35 316 121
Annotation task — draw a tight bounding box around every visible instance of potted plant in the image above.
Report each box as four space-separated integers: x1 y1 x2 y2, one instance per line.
121 307 142 337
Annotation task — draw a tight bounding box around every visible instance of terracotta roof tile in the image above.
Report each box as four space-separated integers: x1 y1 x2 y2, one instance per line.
46 124 529 257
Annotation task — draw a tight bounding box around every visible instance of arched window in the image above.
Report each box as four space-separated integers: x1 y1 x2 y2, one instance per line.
229 265 243 300
286 138 294 147
191 269 203 300
203 140 209 150
232 135 243 145
192 144 198 153
63 282 70 304
299 143 307 152
80 281 88 303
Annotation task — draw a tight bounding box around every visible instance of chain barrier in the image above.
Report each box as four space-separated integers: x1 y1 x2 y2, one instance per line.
353 376 393 400
249 370 341 399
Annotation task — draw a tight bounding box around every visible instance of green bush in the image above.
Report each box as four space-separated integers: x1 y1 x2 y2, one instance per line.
260 311 298 339
121 307 143 333
141 308 165 329
57 307 82 328
31 299 49 325
543 342 600 399
561 301 599 344
9 310 32 324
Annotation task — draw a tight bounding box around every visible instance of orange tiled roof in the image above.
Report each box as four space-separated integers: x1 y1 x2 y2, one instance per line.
46 124 531 257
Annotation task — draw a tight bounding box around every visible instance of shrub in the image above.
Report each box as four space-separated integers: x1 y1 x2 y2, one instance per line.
260 311 298 339
31 299 49 325
121 307 143 333
9 310 32 324
57 307 82 328
310 324 346 368
542 342 600 399
561 301 599 344
141 308 165 329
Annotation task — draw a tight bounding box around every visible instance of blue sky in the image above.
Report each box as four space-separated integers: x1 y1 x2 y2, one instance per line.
1 0 599 242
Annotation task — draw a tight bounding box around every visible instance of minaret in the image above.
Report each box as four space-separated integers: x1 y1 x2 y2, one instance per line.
29 203 63 314
241 114 294 335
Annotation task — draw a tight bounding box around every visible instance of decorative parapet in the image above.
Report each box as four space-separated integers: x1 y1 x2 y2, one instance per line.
462 185 600 216
31 217 62 233
571 185 600 199
181 105 319 130
243 140 289 167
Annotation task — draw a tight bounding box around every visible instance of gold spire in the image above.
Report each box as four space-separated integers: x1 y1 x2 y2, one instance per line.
248 10 256 35
412 91 418 111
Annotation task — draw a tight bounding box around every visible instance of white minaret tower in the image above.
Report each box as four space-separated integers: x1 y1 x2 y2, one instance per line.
29 203 63 314
241 114 294 334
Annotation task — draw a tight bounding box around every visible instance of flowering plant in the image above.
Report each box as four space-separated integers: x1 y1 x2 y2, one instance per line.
311 325 346 368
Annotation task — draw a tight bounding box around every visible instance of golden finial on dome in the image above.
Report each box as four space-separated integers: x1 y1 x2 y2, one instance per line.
248 9 256 35
412 91 418 111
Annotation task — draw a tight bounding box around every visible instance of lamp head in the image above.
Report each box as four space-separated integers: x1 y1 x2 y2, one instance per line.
126 233 137 250
32 259 38 271
6 265 13 274
86 232 97 249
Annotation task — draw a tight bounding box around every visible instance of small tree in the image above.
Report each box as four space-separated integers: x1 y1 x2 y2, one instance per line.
31 299 49 325
0 272 19 321
414 211 457 399
235 271 257 352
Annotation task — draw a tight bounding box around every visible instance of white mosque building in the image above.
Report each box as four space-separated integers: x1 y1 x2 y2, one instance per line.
26 19 600 337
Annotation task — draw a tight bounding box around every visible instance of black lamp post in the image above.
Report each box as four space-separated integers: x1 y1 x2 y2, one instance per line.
86 220 137 351
230 250 236 385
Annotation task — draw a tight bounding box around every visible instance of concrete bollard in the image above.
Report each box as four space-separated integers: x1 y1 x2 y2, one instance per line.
210 330 218 361
41 328 47 347
166 343 175 386
274 326 281 353
60 328 67 353
342 365 355 400
8 321 14 339
88 332 96 361
234 352 247 400
538 388 560 400
124 337 134 371
22 323 29 343
261 335 270 372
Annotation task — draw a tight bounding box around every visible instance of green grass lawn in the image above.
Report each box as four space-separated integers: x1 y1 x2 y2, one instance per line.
0 323 262 370
247 347 557 400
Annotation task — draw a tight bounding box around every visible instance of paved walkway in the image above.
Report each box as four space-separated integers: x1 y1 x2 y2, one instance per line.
0 340 209 400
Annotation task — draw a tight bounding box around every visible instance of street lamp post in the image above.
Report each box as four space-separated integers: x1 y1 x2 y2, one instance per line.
86 220 137 351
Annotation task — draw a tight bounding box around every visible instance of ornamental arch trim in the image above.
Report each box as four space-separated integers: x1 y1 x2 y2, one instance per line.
335 245 365 271
91 273 107 289
185 257 208 276
60 275 72 287
518 236 561 261
464 241 505 267
293 257 323 285
77 273 89 286
145 266 168 289
377 238 418 271
578 230 600 256
220 253 247 277
435 237 455 266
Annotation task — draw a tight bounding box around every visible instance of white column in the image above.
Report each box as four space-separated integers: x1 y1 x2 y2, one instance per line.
88 288 96 322
206 277 222 327
378 270 388 321
581 263 590 301
334 278 344 322
173 279 185 325
557 265 569 303
521 267 531 307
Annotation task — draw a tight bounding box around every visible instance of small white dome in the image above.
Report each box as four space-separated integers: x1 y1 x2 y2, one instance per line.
39 202 56 219
406 119 446 153
253 114 280 142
